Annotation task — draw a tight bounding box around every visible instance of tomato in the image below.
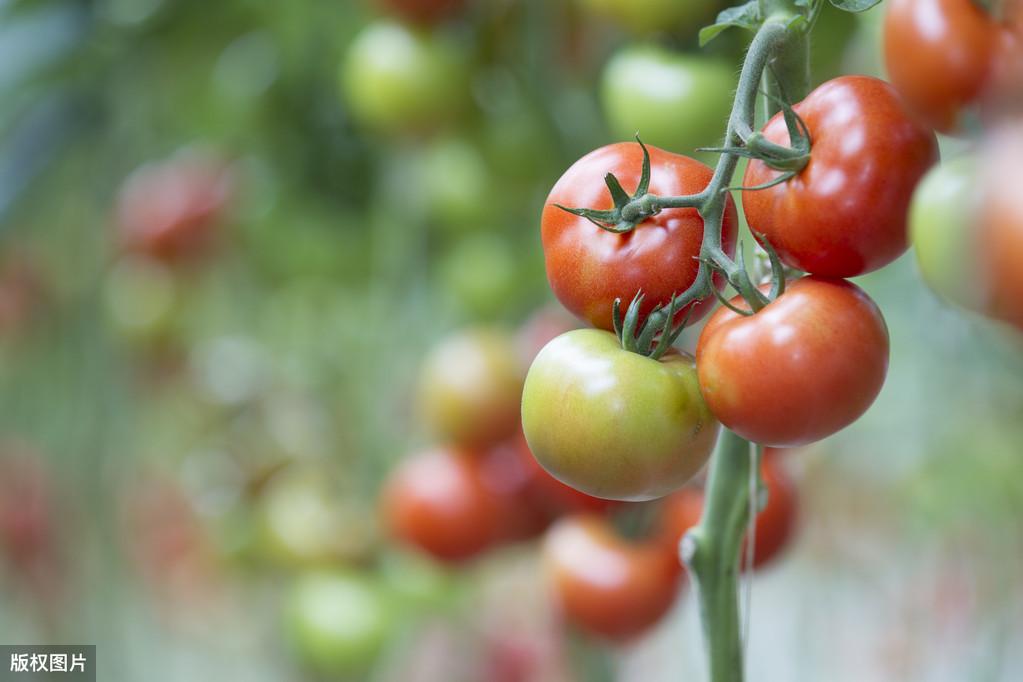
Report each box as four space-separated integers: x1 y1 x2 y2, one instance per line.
516 305 579 368
419 136 494 231
341 21 467 133
438 235 519 320
883 0 1011 133
909 156 988 313
116 149 233 264
376 0 467 25
256 469 375 566
381 447 499 562
576 0 720 35
521 329 719 501
696 277 889 447
600 46 734 158
480 439 552 543
658 450 797 570
978 125 1023 329
542 142 738 330
418 328 524 449
742 75 938 278
510 432 619 516
286 570 393 677
543 514 681 641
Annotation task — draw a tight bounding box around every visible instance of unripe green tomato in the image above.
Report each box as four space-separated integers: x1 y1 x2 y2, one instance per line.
438 234 519 319
286 570 393 677
521 329 719 501
420 137 493 231
601 46 734 157
577 0 718 35
909 156 987 313
419 329 524 448
340 21 466 132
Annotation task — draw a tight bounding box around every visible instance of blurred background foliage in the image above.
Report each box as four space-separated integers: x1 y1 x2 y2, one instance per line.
0 0 1021 680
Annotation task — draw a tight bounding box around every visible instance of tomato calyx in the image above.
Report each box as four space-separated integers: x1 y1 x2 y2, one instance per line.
611 291 692 359
554 138 705 235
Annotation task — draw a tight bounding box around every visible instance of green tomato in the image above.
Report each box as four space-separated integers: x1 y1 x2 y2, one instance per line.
521 329 719 501
340 21 466 132
438 234 519 318
420 137 493 230
577 0 719 35
601 46 734 157
286 570 393 677
909 156 987 313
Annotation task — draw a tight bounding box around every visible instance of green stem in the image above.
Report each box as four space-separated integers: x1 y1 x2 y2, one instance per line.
681 429 757 682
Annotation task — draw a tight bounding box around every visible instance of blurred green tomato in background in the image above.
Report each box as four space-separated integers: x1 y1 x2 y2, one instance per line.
286 570 394 677
909 156 987 313
600 45 734 157
438 234 519 319
577 0 720 35
341 21 467 132
419 136 494 231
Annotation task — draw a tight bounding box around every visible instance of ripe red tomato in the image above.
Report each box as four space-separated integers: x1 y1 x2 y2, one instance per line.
658 450 797 570
543 515 682 641
479 439 552 543
116 150 233 264
883 0 1021 133
418 328 524 449
541 142 737 330
377 0 467 24
381 447 499 562
742 75 938 277
696 277 889 447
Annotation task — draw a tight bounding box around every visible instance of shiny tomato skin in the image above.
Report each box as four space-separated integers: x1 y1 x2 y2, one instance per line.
543 515 682 642
381 448 499 563
542 143 737 330
377 0 467 24
883 0 1001 133
742 76 938 277
657 450 797 570
696 277 889 447
522 329 719 501
418 328 524 450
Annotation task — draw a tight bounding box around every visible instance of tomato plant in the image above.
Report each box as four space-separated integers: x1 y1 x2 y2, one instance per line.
521 329 718 501
418 328 524 449
543 514 681 641
659 451 796 570
541 142 737 330
600 46 734 157
116 150 233 264
697 277 889 448
286 570 393 677
381 447 499 562
883 0 1010 133
742 75 938 277
341 20 466 132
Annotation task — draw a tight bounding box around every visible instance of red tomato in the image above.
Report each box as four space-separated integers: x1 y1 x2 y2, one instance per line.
658 450 797 570
541 142 737 330
543 515 682 641
376 0 467 24
742 76 938 277
480 439 552 543
116 150 233 264
381 447 499 562
884 0 1023 132
696 277 889 447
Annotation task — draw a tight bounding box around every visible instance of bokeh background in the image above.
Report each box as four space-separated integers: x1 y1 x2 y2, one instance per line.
1 0 1022 680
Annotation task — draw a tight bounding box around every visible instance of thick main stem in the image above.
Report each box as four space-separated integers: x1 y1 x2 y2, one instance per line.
681 429 754 682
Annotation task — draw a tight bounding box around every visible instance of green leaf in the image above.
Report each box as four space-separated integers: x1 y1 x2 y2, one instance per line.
699 1 760 46
828 0 882 11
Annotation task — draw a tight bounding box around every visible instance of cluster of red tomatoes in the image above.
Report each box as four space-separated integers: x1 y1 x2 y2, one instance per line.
380 309 799 642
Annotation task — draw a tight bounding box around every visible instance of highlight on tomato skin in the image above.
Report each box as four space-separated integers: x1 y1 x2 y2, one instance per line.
542 514 683 642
